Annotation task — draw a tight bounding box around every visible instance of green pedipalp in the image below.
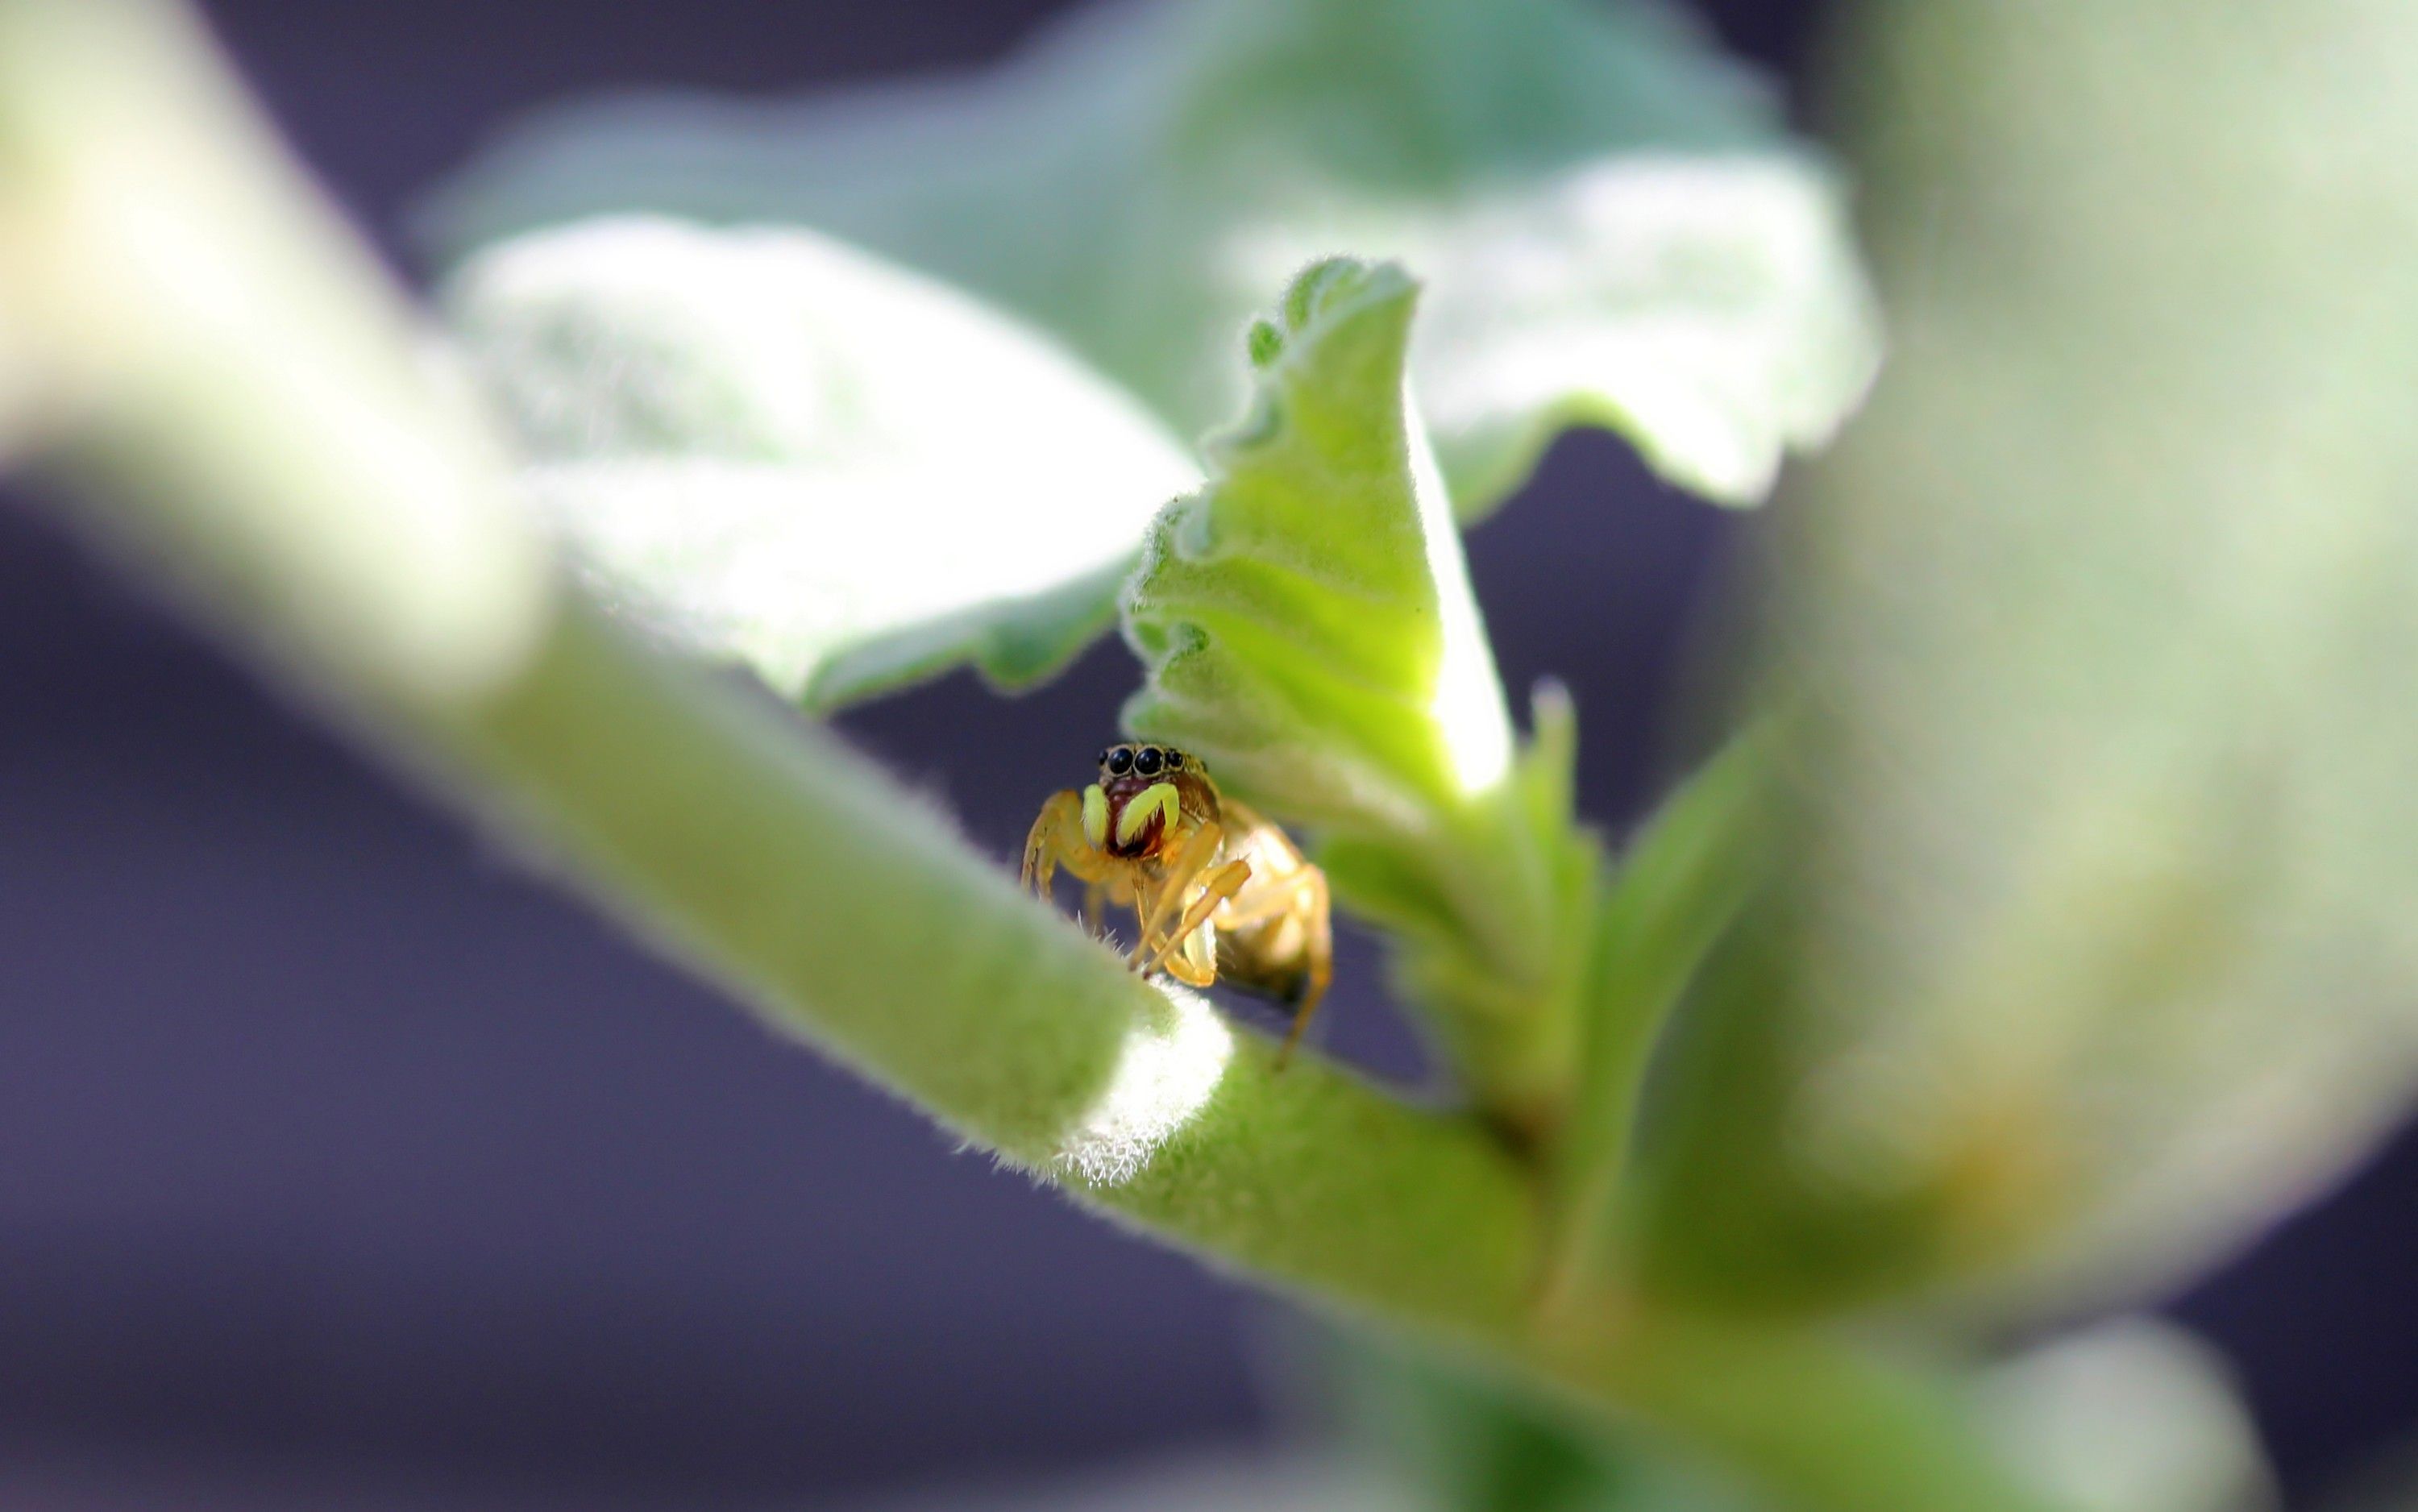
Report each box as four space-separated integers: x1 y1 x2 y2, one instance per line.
1082 783 1110 849
1117 782 1179 847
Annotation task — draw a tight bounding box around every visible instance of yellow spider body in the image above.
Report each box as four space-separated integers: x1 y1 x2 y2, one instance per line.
1022 743 1334 1060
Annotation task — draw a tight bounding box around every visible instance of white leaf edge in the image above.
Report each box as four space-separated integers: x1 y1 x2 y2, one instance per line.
442 215 1199 700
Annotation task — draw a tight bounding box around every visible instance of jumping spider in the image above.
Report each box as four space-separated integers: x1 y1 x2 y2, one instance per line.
1022 743 1333 1061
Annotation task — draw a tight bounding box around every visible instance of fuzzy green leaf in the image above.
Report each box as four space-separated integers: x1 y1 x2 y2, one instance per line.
1122 258 1586 1118
441 217 1196 707
1541 723 1777 1306
429 0 1879 518
1124 258 1514 831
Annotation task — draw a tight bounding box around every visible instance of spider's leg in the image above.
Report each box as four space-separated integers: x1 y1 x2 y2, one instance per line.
1020 790 1085 895
1274 867 1336 1068
1129 820 1224 964
1136 859 1252 981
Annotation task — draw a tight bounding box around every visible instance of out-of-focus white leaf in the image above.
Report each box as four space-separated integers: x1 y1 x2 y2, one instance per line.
1977 1319 2274 1512
430 0 1878 519
444 217 1196 706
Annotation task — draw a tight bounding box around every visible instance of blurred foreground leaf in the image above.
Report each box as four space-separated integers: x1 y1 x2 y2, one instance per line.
1332 1319 2269 1512
1633 0 2418 1319
0 289 36 462
1975 1320 2271 1512
431 0 1878 518
825 1454 1402 1512
442 218 1195 706
1336 1331 1772 1512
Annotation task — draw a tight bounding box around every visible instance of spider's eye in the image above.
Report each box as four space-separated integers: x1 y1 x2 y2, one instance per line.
1134 747 1164 776
1165 750 1183 770
1106 748 1135 775
1095 748 1110 767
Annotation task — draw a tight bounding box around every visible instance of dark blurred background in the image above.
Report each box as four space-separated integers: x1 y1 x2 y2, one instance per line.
1 2 2412 1508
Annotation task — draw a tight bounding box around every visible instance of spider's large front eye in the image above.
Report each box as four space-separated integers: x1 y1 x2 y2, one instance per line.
1134 747 1163 775
1106 748 1135 775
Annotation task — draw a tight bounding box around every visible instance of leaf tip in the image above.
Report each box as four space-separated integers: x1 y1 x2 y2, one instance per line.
1275 256 1417 342
1244 315 1285 370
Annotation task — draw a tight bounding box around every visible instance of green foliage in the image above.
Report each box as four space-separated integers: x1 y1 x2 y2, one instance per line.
442 217 1195 707
1336 1331 1772 1512
1122 257 1591 1119
1543 721 1776 1301
432 0 1878 521
1124 258 1510 831
30 0 2418 1509
1337 1317 2270 1512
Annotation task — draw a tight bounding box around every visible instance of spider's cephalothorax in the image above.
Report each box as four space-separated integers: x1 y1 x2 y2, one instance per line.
1086 742 1214 860
1023 744 1334 1062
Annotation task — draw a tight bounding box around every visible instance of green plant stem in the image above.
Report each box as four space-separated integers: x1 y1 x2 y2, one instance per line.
0 3 2069 1509
302 600 2081 1512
